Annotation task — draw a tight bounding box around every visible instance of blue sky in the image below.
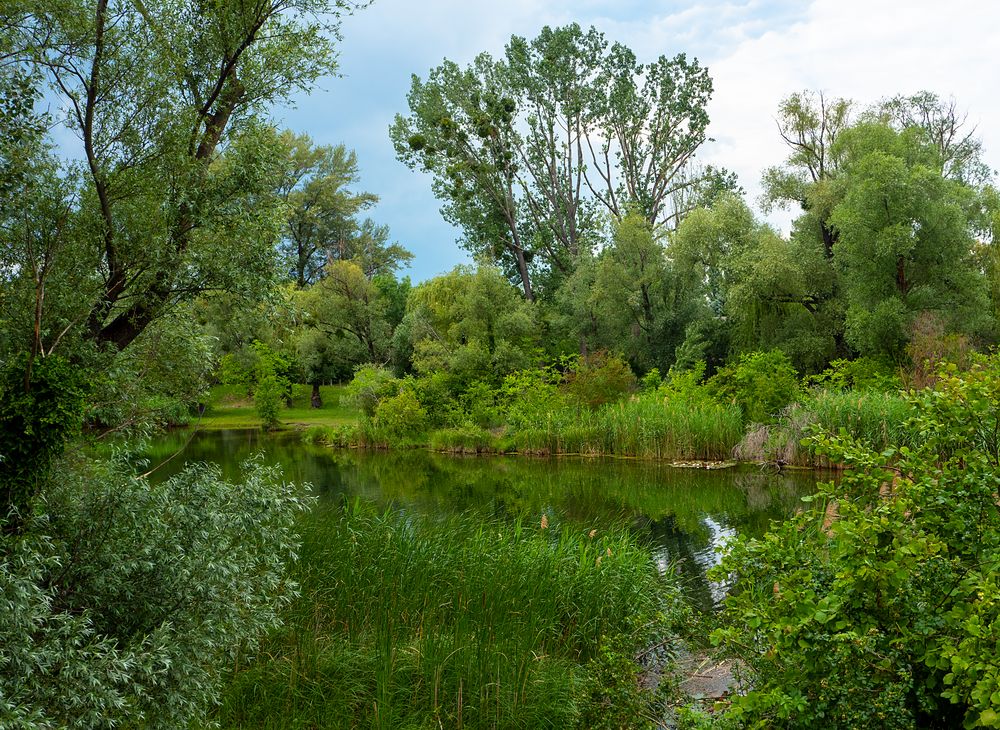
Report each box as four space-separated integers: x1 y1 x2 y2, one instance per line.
275 0 999 282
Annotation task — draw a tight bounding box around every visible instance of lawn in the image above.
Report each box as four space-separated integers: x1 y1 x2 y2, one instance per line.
195 384 358 430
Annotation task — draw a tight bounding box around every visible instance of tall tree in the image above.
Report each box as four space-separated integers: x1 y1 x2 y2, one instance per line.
391 23 726 299
277 131 378 287
830 122 991 356
1 0 367 522
7 0 363 354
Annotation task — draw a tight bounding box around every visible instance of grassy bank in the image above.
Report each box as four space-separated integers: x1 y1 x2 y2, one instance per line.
196 384 358 430
328 395 745 463
205 381 916 471
212 503 682 729
733 390 915 467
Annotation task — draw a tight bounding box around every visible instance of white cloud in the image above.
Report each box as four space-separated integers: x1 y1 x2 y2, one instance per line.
693 0 1000 229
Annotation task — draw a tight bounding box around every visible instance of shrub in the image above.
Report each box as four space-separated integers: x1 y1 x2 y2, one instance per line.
806 356 902 392
710 359 1000 727
373 387 427 438
499 366 566 431
254 370 283 430
340 364 400 417
563 351 637 409
707 351 800 423
1 457 307 728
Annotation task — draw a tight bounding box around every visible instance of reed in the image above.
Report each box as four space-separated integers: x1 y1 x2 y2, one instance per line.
427 424 512 454
510 394 743 461
735 389 914 466
213 503 674 729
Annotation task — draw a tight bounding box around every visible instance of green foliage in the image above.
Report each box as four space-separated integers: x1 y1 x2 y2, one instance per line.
564 351 638 409
392 24 722 298
735 389 914 466
0 354 87 526
806 355 902 391
402 263 541 383
89 311 216 430
711 358 1000 727
555 212 704 371
511 391 743 461
214 504 676 729
641 367 662 392
1 457 307 728
254 371 284 431
707 351 800 424
341 364 400 417
372 386 428 438
830 121 991 356
498 365 566 432
580 635 661 730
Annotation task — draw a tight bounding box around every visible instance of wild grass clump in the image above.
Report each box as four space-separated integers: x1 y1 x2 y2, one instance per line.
735 389 914 466
214 504 679 729
510 394 743 461
428 424 510 453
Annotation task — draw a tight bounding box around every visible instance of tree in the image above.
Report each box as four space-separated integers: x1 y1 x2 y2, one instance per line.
7 0 361 355
276 131 378 287
672 194 837 372
555 212 701 370
295 259 403 405
391 23 725 299
400 263 540 382
875 91 991 186
830 122 991 356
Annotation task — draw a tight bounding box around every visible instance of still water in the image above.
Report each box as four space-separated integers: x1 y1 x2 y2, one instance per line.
147 429 819 609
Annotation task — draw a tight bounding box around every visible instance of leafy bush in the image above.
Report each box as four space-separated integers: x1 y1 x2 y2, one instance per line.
563 351 637 409
373 387 427 437
340 364 400 417
0 354 87 526
806 356 902 392
253 372 283 430
711 359 1000 727
707 350 800 423
1 457 307 728
498 365 566 432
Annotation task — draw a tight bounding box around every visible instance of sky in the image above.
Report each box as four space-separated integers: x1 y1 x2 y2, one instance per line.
275 0 1000 282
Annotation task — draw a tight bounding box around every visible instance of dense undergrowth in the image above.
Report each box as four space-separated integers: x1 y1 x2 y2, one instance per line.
703 359 1000 728
212 503 685 729
294 351 917 469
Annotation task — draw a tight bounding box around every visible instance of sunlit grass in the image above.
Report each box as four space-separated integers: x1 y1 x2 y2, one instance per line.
198 384 358 430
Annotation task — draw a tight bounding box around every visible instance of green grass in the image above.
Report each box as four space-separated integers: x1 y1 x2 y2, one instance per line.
196 384 358 430
510 394 744 462
212 504 679 729
734 389 914 466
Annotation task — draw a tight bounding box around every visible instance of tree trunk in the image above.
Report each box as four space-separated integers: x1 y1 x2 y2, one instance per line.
516 248 534 302
311 382 322 409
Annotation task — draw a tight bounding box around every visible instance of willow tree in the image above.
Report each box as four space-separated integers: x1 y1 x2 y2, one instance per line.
6 0 364 354
2 0 367 519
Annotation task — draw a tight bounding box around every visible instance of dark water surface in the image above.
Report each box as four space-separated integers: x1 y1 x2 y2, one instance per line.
147 429 820 609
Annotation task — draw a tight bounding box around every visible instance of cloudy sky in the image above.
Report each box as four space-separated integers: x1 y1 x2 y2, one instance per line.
275 0 1000 281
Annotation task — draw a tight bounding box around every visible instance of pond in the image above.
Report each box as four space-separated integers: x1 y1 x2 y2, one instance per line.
147 429 820 610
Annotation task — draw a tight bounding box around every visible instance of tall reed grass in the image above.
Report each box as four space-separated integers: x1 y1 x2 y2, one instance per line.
512 395 743 461
734 389 915 467
214 503 677 729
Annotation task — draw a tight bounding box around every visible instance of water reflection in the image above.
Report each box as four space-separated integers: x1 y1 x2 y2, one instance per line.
146 429 818 610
